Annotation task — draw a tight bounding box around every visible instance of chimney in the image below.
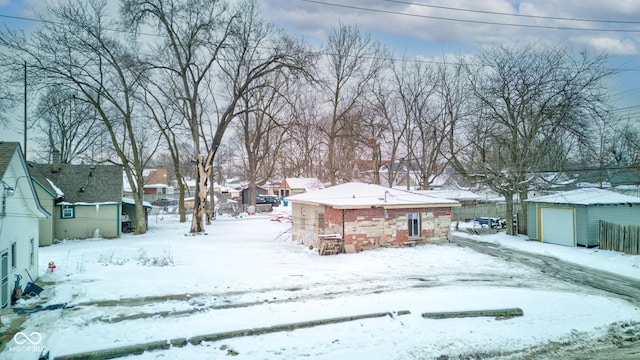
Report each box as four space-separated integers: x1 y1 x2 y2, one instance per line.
52 149 61 164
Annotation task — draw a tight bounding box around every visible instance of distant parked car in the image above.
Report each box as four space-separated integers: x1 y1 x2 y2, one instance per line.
475 217 506 229
152 198 177 206
256 194 280 206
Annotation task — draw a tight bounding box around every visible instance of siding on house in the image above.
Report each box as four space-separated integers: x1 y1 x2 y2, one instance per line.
582 204 640 247
526 189 640 247
29 163 124 242
32 181 56 246
54 203 121 239
1 165 41 297
0 142 48 308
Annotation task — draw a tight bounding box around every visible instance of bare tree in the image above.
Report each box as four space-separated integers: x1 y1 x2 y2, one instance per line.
419 60 470 189
125 0 313 232
279 87 326 178
33 85 102 164
392 58 446 190
322 23 388 185
232 70 290 207
212 0 314 213
0 0 160 234
367 65 407 187
138 78 193 221
0 62 19 127
454 45 616 235
122 0 234 231
609 122 640 166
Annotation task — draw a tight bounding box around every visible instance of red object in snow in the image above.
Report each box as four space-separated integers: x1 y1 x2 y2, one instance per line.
48 261 56 272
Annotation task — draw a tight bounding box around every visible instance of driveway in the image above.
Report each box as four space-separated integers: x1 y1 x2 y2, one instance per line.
450 234 640 359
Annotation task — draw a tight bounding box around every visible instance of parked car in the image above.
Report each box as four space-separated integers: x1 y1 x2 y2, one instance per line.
475 217 506 229
152 198 177 206
256 195 280 206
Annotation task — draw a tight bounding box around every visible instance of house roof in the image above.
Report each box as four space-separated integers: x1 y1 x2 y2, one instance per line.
29 162 123 203
525 188 640 206
0 142 50 218
576 168 640 187
0 142 20 180
143 168 168 186
284 177 324 191
286 182 460 209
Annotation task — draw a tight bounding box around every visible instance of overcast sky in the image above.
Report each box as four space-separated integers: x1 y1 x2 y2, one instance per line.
2 0 640 144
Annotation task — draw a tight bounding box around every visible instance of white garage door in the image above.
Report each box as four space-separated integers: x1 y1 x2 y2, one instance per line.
540 207 575 246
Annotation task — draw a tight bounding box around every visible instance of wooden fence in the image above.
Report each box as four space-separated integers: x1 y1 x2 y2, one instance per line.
599 220 640 255
452 203 507 222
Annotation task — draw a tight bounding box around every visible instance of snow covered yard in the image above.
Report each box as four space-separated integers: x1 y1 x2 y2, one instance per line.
2 208 640 359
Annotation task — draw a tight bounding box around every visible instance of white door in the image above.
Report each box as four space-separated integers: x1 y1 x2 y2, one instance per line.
1 251 8 308
540 207 575 246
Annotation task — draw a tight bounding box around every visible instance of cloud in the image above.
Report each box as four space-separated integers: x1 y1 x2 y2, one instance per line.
574 36 640 55
260 0 640 56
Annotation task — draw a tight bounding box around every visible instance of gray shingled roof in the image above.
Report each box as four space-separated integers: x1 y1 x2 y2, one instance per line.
28 162 123 203
0 142 20 180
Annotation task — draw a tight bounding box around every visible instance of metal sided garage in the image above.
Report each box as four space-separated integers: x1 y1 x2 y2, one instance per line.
525 188 640 247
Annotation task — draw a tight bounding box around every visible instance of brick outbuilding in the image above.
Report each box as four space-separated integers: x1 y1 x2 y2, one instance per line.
286 182 460 253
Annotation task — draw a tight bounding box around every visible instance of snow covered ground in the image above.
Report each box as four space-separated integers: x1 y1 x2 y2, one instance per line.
2 206 640 359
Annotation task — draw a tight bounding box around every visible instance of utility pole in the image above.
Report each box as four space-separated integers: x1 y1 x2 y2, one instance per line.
23 61 27 160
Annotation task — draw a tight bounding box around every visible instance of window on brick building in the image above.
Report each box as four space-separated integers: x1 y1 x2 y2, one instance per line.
408 212 420 237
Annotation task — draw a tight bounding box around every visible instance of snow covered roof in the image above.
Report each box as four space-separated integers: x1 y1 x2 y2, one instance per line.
284 177 325 191
286 182 460 209
121 197 153 208
525 188 640 205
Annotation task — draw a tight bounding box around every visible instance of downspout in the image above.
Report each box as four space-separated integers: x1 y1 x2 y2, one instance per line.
342 209 345 241
117 203 121 236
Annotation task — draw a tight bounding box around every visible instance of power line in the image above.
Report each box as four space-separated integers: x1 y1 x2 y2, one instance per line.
301 0 640 33
383 0 640 25
2 5 640 115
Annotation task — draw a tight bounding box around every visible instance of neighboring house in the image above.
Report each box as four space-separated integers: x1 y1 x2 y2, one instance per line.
378 161 425 190
279 177 324 197
142 168 170 203
1 142 49 310
575 168 640 189
123 168 171 202
240 185 268 205
414 189 482 222
525 188 640 247
414 189 482 204
286 182 460 253
29 163 124 244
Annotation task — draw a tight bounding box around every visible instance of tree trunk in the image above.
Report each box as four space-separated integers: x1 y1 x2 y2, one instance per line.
190 154 207 233
178 179 186 223
134 181 147 234
206 169 215 224
504 192 516 236
328 127 337 186
518 191 528 235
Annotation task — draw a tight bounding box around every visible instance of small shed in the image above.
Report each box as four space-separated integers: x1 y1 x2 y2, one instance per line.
525 188 640 247
286 182 460 253
279 177 324 197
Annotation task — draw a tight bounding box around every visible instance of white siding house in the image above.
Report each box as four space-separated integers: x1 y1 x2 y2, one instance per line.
0 142 49 310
